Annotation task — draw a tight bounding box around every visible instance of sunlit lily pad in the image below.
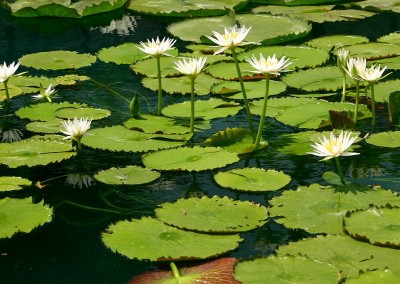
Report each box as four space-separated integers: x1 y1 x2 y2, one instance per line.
167 14 310 45
369 56 400 70
130 51 180 77
344 206 400 246
25 119 64 134
0 176 31 192
55 107 111 120
351 0 400 13
306 34 369 52
0 197 53 239
234 255 340 284
156 196 268 233
253 5 375 23
19 50 96 70
82 125 191 152
162 98 242 120
346 42 400 60
97 43 147 65
277 234 400 279
345 270 400 283
214 167 291 192
0 84 23 101
94 166 160 185
378 32 400 45
374 80 400 102
250 97 318 118
0 136 76 168
142 146 239 171
269 183 400 235
15 102 88 121
8 76 58 94
365 131 400 148
101 217 243 261
124 114 190 134
127 0 249 17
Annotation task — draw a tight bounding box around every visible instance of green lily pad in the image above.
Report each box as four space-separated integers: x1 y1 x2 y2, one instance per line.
25 119 64 134
94 166 160 185
269 183 400 235
55 107 111 120
127 0 249 17
0 176 31 192
238 45 330 70
378 32 400 45
15 102 88 121
277 234 400 279
97 43 147 65
345 270 400 283
101 217 243 261
214 167 291 192
130 51 180 77
142 73 220 96
156 196 268 233
0 136 76 168
345 42 400 60
253 0 353 5
55 74 90 85
19 50 96 70
344 206 400 247
0 197 53 239
374 80 400 103
167 14 310 45
351 0 400 13
365 131 400 148
141 146 239 171
253 5 375 23
8 76 59 94
124 114 191 134
162 98 242 120
81 125 191 152
250 97 318 118
205 61 255 80
369 56 400 70
0 84 23 102
234 255 340 284
306 34 369 52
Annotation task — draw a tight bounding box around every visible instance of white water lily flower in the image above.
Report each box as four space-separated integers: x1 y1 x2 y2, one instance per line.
343 57 366 81
308 130 359 161
206 25 253 54
0 61 20 83
32 84 56 102
173 57 207 79
137 37 176 57
245 53 292 76
60 117 92 142
336 48 349 74
356 64 388 84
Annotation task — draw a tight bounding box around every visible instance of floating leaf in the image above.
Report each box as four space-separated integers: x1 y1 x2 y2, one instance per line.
345 42 400 60
82 125 191 152
142 146 239 171
130 51 180 77
19 50 96 70
15 102 88 121
345 270 400 283
365 131 400 148
234 255 340 284
0 84 23 102
351 0 400 13
344 206 400 246
0 136 76 168
374 79 400 103
214 168 291 192
378 32 400 45
156 196 268 233
97 43 146 65
124 114 190 134
8 76 58 94
0 198 53 239
94 166 160 185
55 107 111 120
306 34 369 52
25 119 64 134
0 176 31 192
269 183 400 235
129 258 240 284
101 217 243 261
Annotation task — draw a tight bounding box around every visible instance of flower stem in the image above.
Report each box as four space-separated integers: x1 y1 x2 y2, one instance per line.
190 78 195 134
76 139 82 151
335 157 346 185
170 262 180 281
254 76 269 151
353 81 360 124
370 83 376 130
3 81 10 103
340 75 346 102
156 56 162 116
231 49 254 135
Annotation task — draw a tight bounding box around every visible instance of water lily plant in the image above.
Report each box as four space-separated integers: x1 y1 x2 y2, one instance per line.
336 48 350 102
308 130 359 185
0 61 20 103
173 57 207 134
137 37 176 115
245 53 292 150
32 84 56 102
60 117 92 150
206 25 255 134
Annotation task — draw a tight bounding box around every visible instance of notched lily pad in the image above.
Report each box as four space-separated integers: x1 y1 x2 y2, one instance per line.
306 35 369 52
101 217 243 261
365 131 400 148
156 196 268 233
16 102 88 122
94 166 160 185
0 176 31 192
97 43 147 65
55 107 111 120
346 42 400 60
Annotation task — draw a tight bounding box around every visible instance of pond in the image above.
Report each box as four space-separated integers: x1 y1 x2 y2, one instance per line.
1 1 400 283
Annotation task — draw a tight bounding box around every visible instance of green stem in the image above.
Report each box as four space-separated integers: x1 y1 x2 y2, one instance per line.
156 56 162 116
90 78 130 103
340 75 346 102
353 81 360 124
254 76 269 151
370 83 376 130
335 157 346 185
190 78 195 134
76 139 82 151
3 81 10 103
170 262 180 282
62 200 122 215
231 49 254 135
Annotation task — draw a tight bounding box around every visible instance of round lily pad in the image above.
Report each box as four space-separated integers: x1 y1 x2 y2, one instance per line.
234 255 340 284
25 119 64 134
345 270 400 283
156 196 268 233
346 42 400 60
141 146 240 171
378 32 400 45
19 50 96 70
130 53 180 77
214 167 291 192
15 102 87 122
344 206 400 247
101 217 243 261
97 43 146 65
94 166 160 185
124 114 191 134
55 107 111 120
306 34 369 52
0 197 53 239
0 176 31 192
0 84 23 102
365 131 400 148
8 76 58 94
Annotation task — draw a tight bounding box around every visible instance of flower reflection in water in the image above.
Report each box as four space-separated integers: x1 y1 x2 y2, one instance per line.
91 15 139 36
0 128 23 142
65 173 95 189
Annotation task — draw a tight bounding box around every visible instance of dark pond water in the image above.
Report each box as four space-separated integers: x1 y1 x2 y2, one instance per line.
1 5 400 284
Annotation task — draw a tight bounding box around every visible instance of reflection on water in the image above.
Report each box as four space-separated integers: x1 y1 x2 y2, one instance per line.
0 127 23 142
65 173 95 189
90 15 140 36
